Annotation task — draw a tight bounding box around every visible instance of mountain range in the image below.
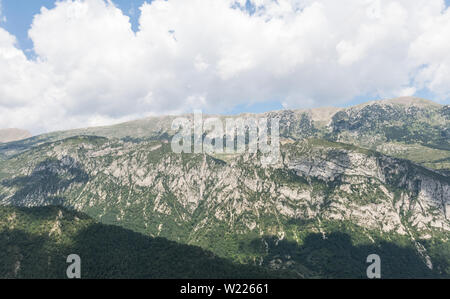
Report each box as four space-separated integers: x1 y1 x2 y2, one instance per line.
0 96 449 278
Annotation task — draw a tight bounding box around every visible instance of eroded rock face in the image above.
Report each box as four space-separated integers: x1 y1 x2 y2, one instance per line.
1 137 448 247
285 142 450 235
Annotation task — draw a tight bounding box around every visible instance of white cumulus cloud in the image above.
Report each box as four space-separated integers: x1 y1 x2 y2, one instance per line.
0 0 449 134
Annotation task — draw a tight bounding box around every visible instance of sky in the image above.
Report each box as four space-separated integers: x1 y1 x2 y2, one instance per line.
0 0 449 134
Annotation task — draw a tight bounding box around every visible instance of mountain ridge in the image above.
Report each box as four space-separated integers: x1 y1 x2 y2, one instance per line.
0 129 32 144
0 96 449 278
0 136 448 277
2 96 445 145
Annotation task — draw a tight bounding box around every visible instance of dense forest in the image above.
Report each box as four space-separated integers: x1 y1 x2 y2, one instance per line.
1 205 448 279
0 206 283 279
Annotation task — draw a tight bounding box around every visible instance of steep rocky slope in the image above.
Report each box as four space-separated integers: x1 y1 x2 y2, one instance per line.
0 136 448 277
0 97 449 278
1 97 448 170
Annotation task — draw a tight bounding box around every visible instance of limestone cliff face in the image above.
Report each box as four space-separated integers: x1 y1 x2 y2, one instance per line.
284 141 450 236
0 137 448 246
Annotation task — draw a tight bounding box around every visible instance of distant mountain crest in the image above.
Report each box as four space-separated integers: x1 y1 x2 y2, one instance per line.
0 129 31 143
360 96 442 108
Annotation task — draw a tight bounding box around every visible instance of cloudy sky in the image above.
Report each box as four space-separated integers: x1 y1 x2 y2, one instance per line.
0 0 449 134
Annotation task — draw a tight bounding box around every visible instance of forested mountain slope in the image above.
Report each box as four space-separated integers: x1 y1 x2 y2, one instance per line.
0 97 449 278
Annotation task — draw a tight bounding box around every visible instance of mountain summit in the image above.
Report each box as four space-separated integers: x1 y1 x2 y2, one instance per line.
0 129 31 143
